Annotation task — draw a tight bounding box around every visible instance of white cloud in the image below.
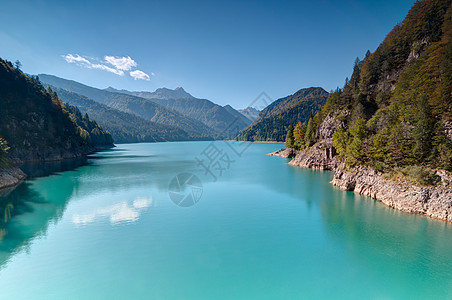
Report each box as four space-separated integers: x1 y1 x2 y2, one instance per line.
62 53 153 80
130 70 150 81
104 55 137 71
63 54 90 64
90 63 124 75
63 53 124 76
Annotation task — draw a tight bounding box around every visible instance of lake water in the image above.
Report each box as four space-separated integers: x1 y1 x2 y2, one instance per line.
0 141 451 299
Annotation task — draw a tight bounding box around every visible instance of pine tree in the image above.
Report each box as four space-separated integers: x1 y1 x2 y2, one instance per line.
293 121 306 149
332 126 348 160
347 118 368 165
285 124 295 148
305 114 315 147
411 96 433 163
14 60 21 70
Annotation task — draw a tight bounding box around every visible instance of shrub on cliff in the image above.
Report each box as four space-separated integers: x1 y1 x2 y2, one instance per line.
0 138 10 167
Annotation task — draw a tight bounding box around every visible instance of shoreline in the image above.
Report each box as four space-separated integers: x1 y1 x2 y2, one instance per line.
0 145 114 191
0 167 27 190
234 140 284 144
269 141 452 223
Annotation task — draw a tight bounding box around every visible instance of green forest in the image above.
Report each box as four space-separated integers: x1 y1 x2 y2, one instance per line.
237 87 328 142
0 58 113 165
285 0 452 183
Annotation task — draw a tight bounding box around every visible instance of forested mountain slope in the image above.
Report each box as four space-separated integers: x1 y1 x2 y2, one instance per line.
38 74 216 139
51 87 205 143
236 87 328 142
0 58 112 164
286 0 452 178
107 86 251 137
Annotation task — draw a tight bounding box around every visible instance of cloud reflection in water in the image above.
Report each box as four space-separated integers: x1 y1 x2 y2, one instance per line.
72 197 152 225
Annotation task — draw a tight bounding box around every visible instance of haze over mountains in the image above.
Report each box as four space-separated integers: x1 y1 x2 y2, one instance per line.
50 87 197 143
238 107 260 122
39 74 252 142
105 86 252 135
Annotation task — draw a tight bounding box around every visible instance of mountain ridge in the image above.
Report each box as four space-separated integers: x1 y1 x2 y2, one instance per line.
38 74 216 139
103 85 251 138
237 87 329 142
50 87 208 143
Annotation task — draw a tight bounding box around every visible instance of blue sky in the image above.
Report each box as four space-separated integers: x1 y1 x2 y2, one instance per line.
0 0 415 108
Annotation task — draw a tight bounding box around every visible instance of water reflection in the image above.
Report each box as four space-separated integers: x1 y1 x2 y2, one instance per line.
20 156 89 178
72 197 153 225
0 157 87 269
318 188 452 295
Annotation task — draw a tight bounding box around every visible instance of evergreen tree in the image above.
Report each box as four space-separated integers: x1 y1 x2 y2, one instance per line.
411 96 433 163
347 118 368 165
305 113 315 147
332 126 348 160
293 121 306 150
14 60 21 70
344 77 350 87
285 124 295 148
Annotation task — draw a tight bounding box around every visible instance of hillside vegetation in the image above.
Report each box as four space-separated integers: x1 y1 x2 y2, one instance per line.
106 86 251 138
0 58 112 163
51 87 208 143
38 74 216 139
286 0 452 181
237 87 328 142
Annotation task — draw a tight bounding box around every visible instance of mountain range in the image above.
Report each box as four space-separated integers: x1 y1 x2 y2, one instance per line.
105 86 251 137
50 87 202 143
39 75 251 140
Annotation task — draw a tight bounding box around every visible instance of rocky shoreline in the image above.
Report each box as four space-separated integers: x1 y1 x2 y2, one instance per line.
0 167 27 189
0 144 114 191
269 140 452 223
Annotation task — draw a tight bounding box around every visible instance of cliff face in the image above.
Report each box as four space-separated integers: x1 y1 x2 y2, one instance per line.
331 165 452 222
288 140 339 170
270 144 452 222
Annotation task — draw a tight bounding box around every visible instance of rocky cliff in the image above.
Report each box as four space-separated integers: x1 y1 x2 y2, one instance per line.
331 164 452 222
269 140 452 222
0 167 26 189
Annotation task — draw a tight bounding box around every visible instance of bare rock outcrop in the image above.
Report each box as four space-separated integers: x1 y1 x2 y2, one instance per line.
331 164 452 222
270 141 452 222
0 167 27 189
288 140 339 170
268 147 297 159
319 114 344 139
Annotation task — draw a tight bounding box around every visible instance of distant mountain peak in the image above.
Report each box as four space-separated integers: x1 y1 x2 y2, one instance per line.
152 86 193 100
238 106 261 122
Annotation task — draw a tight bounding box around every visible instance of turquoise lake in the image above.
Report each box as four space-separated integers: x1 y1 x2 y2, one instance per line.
0 141 451 299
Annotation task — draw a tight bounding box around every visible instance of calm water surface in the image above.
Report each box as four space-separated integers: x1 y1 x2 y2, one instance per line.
0 141 451 299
